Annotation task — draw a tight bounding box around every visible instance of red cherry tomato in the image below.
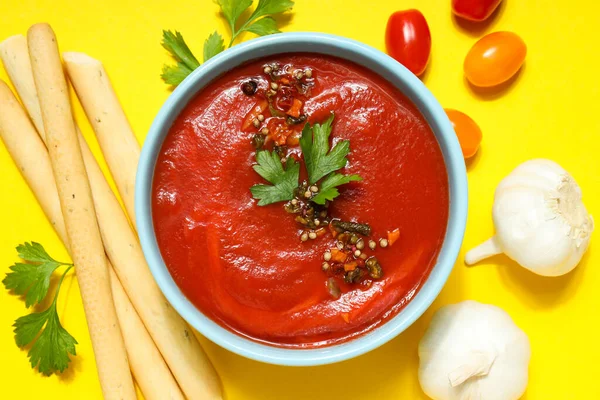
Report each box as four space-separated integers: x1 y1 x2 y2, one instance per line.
385 10 431 76
452 0 502 22
445 109 482 159
464 31 527 87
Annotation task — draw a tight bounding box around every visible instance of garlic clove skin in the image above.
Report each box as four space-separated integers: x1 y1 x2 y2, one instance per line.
418 301 531 400
466 159 593 276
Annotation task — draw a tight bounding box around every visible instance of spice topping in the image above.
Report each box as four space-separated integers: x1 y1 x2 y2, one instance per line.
241 80 257 96
245 62 400 296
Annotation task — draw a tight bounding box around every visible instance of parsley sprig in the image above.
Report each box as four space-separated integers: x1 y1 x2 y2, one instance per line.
299 114 362 204
3 242 77 375
161 0 294 86
160 31 201 86
250 151 300 205
251 114 361 206
219 0 294 46
4 243 72 308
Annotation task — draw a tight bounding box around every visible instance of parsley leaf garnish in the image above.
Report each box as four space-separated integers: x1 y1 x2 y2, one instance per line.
203 31 225 63
14 267 77 376
311 172 362 205
251 114 361 206
3 242 72 308
230 0 294 46
3 243 77 375
247 0 294 21
161 0 294 86
217 0 253 37
16 241 60 263
300 114 356 184
250 151 300 205
243 17 279 36
161 30 201 86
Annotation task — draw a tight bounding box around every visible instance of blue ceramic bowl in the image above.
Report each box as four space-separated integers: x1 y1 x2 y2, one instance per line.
136 32 468 366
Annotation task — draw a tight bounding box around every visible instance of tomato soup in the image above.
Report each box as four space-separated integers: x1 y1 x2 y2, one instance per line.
152 54 449 347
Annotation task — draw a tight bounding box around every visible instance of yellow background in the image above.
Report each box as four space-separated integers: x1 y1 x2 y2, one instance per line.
1 0 599 398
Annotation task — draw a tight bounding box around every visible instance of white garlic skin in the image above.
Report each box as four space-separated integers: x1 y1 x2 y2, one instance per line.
493 159 593 276
418 301 531 400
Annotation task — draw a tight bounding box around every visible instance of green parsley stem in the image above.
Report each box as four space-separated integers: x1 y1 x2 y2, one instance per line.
228 33 240 48
52 265 73 306
229 16 256 47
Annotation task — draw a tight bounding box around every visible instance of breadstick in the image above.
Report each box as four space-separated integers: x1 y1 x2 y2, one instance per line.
0 46 184 400
0 80 66 241
10 25 222 400
27 23 136 400
108 266 185 400
0 35 45 140
0 80 184 400
76 87 223 400
63 52 139 229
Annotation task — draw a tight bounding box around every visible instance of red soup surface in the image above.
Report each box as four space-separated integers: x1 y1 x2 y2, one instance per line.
153 54 449 348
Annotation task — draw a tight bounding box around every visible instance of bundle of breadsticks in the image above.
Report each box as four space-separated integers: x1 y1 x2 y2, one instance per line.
0 23 222 400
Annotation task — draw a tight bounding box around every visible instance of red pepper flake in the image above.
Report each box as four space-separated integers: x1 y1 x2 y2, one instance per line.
267 118 293 145
387 228 400 246
330 248 348 263
328 222 338 238
286 133 300 146
286 98 303 118
315 227 327 237
344 261 358 272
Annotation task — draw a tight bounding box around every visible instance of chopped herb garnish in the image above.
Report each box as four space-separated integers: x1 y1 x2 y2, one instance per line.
3 242 77 375
365 257 383 279
321 233 385 285
331 220 372 237
161 0 294 86
344 267 364 284
250 151 300 205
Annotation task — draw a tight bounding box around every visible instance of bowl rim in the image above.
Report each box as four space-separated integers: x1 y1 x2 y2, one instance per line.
136 32 468 366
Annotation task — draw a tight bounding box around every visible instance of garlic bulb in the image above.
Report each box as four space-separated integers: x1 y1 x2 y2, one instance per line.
465 159 593 276
418 301 531 400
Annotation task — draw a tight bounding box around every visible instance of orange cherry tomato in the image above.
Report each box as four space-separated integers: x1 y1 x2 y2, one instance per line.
464 31 527 87
445 109 482 159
